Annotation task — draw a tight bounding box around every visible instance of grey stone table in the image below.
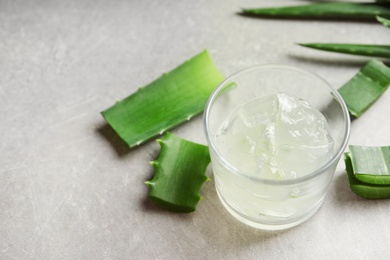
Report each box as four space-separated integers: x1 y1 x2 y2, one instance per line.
1 0 390 259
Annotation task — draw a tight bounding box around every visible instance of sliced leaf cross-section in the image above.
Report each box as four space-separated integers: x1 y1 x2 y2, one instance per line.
338 59 390 117
345 145 390 199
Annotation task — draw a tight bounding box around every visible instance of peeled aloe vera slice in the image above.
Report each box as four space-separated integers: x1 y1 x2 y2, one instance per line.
345 152 390 199
241 2 390 20
338 59 390 117
145 133 210 213
349 145 390 185
101 50 224 148
298 43 390 59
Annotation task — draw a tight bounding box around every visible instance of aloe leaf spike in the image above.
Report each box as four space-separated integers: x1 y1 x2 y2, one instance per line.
377 15 390 27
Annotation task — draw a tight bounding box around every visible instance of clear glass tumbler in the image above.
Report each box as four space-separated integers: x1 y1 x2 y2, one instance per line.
204 64 350 230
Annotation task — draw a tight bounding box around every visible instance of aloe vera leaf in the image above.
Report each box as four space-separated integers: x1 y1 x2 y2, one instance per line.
377 15 390 27
337 59 390 117
242 3 390 20
101 50 224 148
298 15 390 58
345 152 390 199
348 145 390 185
298 43 390 58
145 133 210 213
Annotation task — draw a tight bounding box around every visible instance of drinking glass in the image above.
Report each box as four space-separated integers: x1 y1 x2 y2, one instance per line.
204 64 350 230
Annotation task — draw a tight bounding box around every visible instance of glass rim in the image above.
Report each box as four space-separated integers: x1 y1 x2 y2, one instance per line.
203 63 351 185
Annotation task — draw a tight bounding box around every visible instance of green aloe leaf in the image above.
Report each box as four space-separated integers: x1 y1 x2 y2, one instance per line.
242 2 390 20
338 59 390 117
145 133 211 213
345 152 390 199
298 43 390 58
298 16 390 58
101 50 224 148
349 145 390 185
377 15 390 27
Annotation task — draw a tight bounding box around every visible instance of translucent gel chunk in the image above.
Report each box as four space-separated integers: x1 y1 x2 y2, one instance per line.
215 93 334 180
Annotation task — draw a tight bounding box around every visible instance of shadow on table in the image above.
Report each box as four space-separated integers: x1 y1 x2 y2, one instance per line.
96 123 130 157
288 54 370 67
333 171 358 205
332 171 390 206
196 177 297 250
140 166 297 251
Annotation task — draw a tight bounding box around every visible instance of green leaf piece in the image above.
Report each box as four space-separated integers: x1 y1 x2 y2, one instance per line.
101 50 224 148
298 43 390 58
377 15 390 27
298 15 390 58
337 59 390 117
349 145 390 185
345 152 390 199
242 3 390 20
145 133 211 213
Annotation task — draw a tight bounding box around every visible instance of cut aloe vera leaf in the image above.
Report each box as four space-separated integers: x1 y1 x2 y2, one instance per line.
348 145 390 185
345 152 390 199
377 15 390 27
298 43 390 59
101 50 224 148
241 3 390 20
337 59 390 117
145 133 210 213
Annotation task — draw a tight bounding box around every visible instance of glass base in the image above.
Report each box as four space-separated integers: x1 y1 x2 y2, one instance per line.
216 189 324 230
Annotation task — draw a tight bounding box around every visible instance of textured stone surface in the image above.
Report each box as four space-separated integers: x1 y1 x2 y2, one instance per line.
1 0 390 259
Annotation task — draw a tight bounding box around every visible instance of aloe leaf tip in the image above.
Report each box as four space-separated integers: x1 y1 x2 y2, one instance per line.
149 160 158 166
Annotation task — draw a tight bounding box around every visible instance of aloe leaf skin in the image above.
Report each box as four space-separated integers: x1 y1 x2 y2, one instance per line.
101 50 224 148
377 15 390 27
337 59 390 117
345 152 390 199
349 145 390 185
298 43 390 59
242 3 390 20
145 133 211 213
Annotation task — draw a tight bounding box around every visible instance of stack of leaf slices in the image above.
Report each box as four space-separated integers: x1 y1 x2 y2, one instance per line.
345 146 390 199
